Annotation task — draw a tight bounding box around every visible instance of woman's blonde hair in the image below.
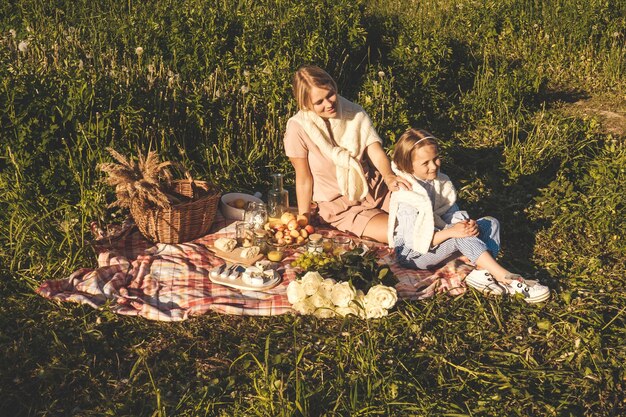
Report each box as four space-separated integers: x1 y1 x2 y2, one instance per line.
292 65 338 110
393 128 439 172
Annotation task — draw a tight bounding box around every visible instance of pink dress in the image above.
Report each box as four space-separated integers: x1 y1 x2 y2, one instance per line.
284 120 390 237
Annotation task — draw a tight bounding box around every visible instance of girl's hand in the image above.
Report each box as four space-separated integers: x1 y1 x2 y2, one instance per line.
447 220 479 238
384 173 411 191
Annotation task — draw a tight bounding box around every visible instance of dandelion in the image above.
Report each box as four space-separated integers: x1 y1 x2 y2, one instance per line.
240 85 249 94
9 29 16 38
378 70 385 78
612 32 620 38
18 40 28 52
135 46 144 56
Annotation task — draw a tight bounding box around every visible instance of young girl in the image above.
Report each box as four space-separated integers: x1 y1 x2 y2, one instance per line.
387 128 550 303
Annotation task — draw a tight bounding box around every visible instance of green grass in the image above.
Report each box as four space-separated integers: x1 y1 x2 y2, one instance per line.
1 0 625 415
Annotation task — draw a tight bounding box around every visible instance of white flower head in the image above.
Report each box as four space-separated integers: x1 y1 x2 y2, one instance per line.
365 302 388 319
287 281 306 304
331 281 357 308
9 29 16 38
292 298 315 315
240 85 249 94
309 292 332 309
378 70 385 78
313 307 336 319
317 278 336 299
135 46 144 56
335 305 359 317
301 271 323 296
18 40 28 52
365 284 397 310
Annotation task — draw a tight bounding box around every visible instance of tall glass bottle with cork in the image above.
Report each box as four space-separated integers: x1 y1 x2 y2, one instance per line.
267 173 289 219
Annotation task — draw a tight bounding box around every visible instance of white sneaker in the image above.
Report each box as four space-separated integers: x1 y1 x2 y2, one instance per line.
465 269 506 295
504 275 550 303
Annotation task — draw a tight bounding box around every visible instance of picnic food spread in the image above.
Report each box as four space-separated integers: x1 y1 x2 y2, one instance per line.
36 152 477 322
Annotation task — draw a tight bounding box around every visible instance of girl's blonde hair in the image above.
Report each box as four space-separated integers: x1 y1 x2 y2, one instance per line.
393 128 439 172
292 65 338 110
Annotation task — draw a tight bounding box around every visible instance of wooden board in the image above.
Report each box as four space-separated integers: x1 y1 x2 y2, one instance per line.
209 269 281 291
207 245 265 266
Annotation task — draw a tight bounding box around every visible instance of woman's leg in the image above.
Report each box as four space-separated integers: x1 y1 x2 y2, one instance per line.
361 213 389 243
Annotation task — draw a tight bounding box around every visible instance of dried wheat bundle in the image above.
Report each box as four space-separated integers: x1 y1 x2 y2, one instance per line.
98 148 175 210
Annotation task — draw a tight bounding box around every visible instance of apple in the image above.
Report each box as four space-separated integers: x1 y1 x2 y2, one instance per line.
296 214 308 227
287 219 298 230
280 212 296 225
289 229 300 238
304 225 315 234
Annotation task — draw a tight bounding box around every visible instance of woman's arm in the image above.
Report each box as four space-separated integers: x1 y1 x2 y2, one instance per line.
289 157 314 218
366 142 411 191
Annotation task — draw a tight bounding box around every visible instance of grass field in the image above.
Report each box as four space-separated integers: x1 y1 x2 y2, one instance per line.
1 0 625 415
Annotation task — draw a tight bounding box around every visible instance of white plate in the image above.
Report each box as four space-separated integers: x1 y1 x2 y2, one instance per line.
209 268 281 291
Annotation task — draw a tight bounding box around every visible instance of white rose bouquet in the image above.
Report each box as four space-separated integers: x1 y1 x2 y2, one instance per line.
287 272 398 319
287 242 399 318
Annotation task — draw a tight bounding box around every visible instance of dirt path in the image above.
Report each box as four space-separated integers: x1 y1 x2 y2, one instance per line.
566 95 626 136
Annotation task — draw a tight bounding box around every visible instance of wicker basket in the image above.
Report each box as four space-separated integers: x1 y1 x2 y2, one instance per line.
130 179 220 244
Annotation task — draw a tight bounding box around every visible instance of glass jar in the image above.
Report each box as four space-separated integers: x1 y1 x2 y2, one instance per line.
267 173 289 218
332 236 354 255
244 201 268 230
253 230 269 255
307 234 324 253
322 238 334 254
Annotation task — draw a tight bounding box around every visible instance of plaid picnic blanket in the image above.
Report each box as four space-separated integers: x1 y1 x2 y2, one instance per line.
36 217 473 321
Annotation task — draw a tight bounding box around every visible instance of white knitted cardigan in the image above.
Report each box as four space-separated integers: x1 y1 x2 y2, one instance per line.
287 95 381 201
387 162 457 253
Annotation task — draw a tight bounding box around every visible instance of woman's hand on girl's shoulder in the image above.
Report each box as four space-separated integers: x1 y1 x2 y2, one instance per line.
384 174 410 192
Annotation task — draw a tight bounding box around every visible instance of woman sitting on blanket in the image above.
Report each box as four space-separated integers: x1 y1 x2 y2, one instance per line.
284 65 410 243
388 128 550 303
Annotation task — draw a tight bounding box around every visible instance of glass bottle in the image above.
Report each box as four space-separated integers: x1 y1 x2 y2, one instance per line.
267 173 289 218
